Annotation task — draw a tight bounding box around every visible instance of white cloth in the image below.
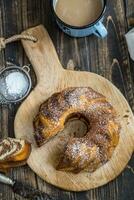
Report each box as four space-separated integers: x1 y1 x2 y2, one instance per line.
125 28 134 61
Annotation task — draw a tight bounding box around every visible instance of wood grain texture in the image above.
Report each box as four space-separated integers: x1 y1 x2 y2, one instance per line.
0 0 133 199
14 25 134 191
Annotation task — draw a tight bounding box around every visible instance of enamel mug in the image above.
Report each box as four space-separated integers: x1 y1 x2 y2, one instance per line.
51 0 107 38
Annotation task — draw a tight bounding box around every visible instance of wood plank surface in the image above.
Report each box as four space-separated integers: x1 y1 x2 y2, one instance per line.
0 0 134 199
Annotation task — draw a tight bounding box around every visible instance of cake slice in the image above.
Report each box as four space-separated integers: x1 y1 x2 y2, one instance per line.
0 137 31 172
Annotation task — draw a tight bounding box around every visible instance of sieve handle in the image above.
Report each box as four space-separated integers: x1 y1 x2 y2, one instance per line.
22 65 30 73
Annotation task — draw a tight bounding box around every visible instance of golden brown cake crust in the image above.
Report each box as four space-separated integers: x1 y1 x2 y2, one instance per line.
33 87 120 173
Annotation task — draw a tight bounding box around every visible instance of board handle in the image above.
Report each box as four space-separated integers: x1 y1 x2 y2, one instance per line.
21 25 64 83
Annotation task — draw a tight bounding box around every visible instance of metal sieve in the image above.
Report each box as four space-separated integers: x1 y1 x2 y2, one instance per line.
0 65 32 103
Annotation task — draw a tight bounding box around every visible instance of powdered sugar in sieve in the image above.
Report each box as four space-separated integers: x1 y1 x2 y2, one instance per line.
0 66 31 103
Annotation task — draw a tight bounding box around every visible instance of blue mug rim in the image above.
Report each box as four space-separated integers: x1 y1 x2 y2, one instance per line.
51 0 107 30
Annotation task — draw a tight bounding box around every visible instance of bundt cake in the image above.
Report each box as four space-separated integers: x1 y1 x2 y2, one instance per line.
33 87 120 173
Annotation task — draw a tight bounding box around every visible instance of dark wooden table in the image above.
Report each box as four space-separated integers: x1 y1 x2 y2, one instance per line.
0 0 134 199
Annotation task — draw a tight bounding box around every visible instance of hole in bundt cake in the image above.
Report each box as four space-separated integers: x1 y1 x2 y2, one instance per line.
64 113 89 138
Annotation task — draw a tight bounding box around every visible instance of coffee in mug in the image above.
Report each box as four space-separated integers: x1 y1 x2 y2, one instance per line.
55 0 103 27
52 0 108 38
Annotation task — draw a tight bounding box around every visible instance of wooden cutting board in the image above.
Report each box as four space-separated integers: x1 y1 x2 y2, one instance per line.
14 25 134 191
